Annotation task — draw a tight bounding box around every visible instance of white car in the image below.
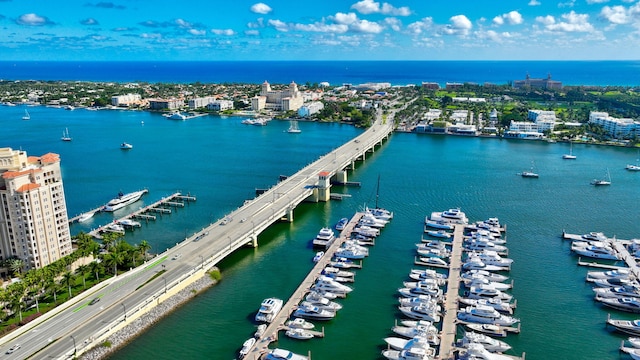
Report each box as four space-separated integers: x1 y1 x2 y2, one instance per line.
6 344 20 354
172 254 182 260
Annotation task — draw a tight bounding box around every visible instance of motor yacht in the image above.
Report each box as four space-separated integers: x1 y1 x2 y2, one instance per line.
596 295 640 313
255 298 284 323
77 212 95 223
409 269 448 281
322 266 355 279
593 277 633 288
118 219 141 227
457 343 513 360
120 142 133 150
441 208 466 220
462 258 508 272
593 285 640 298
418 257 448 267
607 315 640 336
424 219 454 230
265 348 309 360
425 230 451 239
464 323 508 338
292 303 335 320
398 286 443 299
398 296 442 310
571 244 619 260
285 318 315 330
238 337 256 359
334 246 367 260
335 218 349 231
464 240 508 253
582 232 608 241
254 324 267 338
312 227 335 248
312 276 353 295
457 305 519 326
403 279 445 289
457 331 512 353
383 336 436 360
398 304 441 322
103 190 146 212
408 272 447 285
312 251 324 263
306 290 338 300
105 223 125 232
417 247 450 259
458 297 515 314
300 297 342 311
392 322 438 341
586 269 631 282
463 278 512 291
466 287 513 302
285 328 314 340
461 270 509 283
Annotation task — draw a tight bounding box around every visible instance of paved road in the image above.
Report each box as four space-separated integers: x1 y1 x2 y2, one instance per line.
3 105 401 359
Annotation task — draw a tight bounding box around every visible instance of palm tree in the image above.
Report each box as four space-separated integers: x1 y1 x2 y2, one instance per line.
60 271 76 299
7 281 26 322
88 260 103 282
101 252 123 276
138 240 151 263
75 264 89 289
7 258 24 277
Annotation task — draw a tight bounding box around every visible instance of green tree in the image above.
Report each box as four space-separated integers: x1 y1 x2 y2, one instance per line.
60 271 76 298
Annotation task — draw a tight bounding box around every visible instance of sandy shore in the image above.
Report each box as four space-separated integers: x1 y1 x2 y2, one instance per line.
80 275 216 360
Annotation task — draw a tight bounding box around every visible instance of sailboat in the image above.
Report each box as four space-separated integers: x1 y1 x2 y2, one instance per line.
626 151 640 171
286 119 302 133
562 142 576 159
61 128 72 142
365 174 394 220
591 168 611 186
22 109 30 120
518 161 539 178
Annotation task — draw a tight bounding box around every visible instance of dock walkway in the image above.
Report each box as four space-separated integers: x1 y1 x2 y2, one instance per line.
437 224 464 360
244 212 364 360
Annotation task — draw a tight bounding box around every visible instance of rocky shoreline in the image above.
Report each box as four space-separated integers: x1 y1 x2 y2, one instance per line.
80 275 216 360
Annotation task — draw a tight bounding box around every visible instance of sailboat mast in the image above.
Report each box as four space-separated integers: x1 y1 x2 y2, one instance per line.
375 174 380 209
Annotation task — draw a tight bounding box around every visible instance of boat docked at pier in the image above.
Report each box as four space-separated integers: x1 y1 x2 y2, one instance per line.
457 305 519 326
398 286 443 299
593 285 640 298
571 243 619 260
292 303 335 320
464 323 509 338
238 337 255 359
399 296 442 309
312 275 353 295
312 227 335 248
425 219 454 230
265 348 308 360
381 336 436 360
398 303 441 322
255 297 283 323
103 190 146 212
457 343 513 360
335 217 348 231
285 328 314 340
391 321 438 340
458 297 515 314
596 295 640 313
77 211 95 223
465 287 513 302
408 269 448 283
334 245 368 260
607 314 640 336
586 269 631 282
457 331 512 353
462 257 509 272
425 230 451 239
285 318 315 330
461 270 509 283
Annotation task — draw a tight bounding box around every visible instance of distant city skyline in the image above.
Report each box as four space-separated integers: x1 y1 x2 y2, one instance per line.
1 0 640 61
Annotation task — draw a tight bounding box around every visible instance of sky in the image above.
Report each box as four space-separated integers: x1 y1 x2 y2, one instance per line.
1 0 640 61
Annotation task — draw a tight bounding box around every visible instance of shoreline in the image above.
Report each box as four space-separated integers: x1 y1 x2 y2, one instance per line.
79 275 216 360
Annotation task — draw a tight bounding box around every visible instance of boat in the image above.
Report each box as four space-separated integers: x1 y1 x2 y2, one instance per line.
284 328 314 340
241 119 256 125
629 337 640 348
306 289 338 300
65 105 75 110
418 257 448 267
329 258 358 269
103 190 146 212
391 322 438 340
563 142 577 159
252 117 270 126
335 217 348 231
461 270 509 283
165 111 187 120
467 251 513 267
593 285 640 298
571 244 619 260
441 208 466 220
398 295 442 308
61 128 72 141
466 287 513 302
464 240 508 253
621 347 640 360
416 247 450 259
463 278 512 291
425 230 451 239
458 297 514 314
424 219 454 230
312 276 353 295
591 168 612 186
398 286 443 299
312 227 335 248
300 296 342 311
607 314 640 335
322 266 355 279
582 232 608 241
120 142 133 150
104 222 125 232
285 318 315 330
626 151 640 171
404 279 445 289
384 335 434 351
254 297 284 323
238 337 256 359
334 246 367 260
365 206 394 221
292 303 335 320
593 277 633 288
265 348 309 360
312 251 324 262
408 269 448 283
518 161 539 178
457 343 513 360
22 109 30 120
398 304 441 322
596 295 640 313
77 212 95 223
462 258 508 272
286 119 302 133
586 269 631 282
382 336 436 360
457 331 512 353
118 219 141 227
456 305 519 326
254 324 267 338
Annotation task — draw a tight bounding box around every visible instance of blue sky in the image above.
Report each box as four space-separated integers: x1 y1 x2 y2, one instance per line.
1 0 639 61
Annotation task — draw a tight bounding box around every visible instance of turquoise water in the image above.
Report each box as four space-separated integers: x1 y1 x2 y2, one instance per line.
2 106 640 359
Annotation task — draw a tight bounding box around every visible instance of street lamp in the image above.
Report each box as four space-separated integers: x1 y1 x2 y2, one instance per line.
71 335 77 356
121 303 127 321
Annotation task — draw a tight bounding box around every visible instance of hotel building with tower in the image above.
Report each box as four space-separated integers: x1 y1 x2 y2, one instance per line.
251 80 304 112
0 147 72 271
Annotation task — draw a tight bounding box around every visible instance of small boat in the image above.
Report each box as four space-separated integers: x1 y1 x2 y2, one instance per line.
255 297 284 323
265 348 309 360
425 230 452 239
285 327 314 340
607 314 640 336
120 142 133 150
626 151 640 171
238 337 256 359
104 223 125 232
591 168 612 186
285 318 315 330
286 119 302 133
457 331 512 353
335 217 348 231
22 109 30 120
563 142 577 159
629 337 640 348
425 219 454 230
77 212 95 223
61 128 72 141
254 324 267 338
292 303 335 320
464 323 509 337
312 251 324 262
312 227 335 248
518 161 539 178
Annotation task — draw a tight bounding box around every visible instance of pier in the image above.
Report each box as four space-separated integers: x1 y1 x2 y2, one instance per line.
87 192 196 238
243 213 365 360
437 224 464 359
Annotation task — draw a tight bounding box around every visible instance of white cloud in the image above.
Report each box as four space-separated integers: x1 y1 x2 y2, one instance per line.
292 22 349 33
600 5 629 25
244 30 260 36
189 29 206 36
384 17 402 31
558 0 575 8
586 0 609 3
493 11 523 26
492 16 504 26
212 29 236 36
16 13 53 26
333 12 358 25
407 17 433 35
250 3 272 15
443 14 472 35
350 0 411 16
351 19 383 33
529 0 541 5
247 18 265 29
267 19 288 32
477 29 513 43
539 11 594 32
175 19 192 28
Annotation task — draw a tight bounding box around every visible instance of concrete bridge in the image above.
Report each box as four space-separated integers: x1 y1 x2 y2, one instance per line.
3 108 398 359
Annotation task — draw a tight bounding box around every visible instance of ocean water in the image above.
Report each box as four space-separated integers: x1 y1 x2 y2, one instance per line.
2 105 640 359
2 61 640 87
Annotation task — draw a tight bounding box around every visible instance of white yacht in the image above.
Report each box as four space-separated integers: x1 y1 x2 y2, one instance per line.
312 276 353 295
593 285 640 298
571 243 619 260
607 315 640 336
103 190 146 212
398 286 443 299
292 303 335 320
104 223 125 232
165 111 188 120
467 251 513 267
457 305 519 326
120 142 133 150
425 230 451 239
285 318 315 330
118 219 141 227
458 297 514 314
382 336 436 360
365 206 394 221
284 328 313 340
265 348 309 360
398 296 442 310
312 251 324 263
77 211 95 223
627 164 640 171
466 287 513 302
596 295 640 313
392 322 438 340
409 269 448 281
463 278 512 291
457 331 512 353
312 227 335 248
416 247 450 259
462 258 509 272
335 217 348 231
238 337 255 359
255 298 284 323
562 142 577 159
300 297 342 311
334 246 367 260
440 208 466 220
586 269 631 282
461 270 509 283
418 257 448 267
322 266 355 279
424 219 454 230
457 343 513 360
464 240 508 253
398 304 441 322
403 279 444 289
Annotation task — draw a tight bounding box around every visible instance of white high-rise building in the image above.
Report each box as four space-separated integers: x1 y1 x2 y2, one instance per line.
0 148 72 271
